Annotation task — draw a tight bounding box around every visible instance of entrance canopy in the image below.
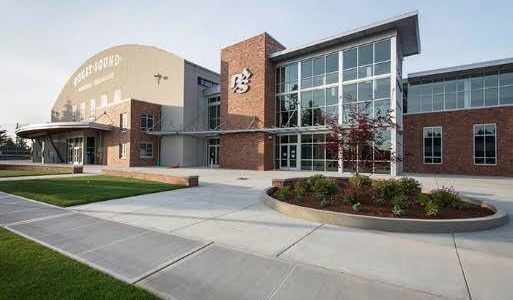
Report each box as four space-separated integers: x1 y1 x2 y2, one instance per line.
16 122 113 139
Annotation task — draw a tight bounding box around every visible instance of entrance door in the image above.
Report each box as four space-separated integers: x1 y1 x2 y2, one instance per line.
207 138 219 167
280 144 297 170
72 147 82 165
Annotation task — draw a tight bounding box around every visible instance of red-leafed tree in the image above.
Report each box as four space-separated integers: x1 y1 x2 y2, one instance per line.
324 101 398 176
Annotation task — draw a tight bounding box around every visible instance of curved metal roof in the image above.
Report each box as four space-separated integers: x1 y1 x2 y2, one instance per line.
16 122 113 138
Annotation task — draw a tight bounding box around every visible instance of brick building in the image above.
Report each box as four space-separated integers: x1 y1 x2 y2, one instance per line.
16 11 513 176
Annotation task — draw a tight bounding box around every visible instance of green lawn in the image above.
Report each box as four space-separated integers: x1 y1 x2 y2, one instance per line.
0 169 60 178
0 227 159 300
0 175 183 207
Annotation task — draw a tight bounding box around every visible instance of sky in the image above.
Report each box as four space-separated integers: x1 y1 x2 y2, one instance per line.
1 0 512 137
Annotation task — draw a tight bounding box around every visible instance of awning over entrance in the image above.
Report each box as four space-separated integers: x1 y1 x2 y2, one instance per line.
15 122 113 139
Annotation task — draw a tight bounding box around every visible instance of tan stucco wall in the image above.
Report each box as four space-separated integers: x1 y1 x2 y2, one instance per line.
52 44 185 123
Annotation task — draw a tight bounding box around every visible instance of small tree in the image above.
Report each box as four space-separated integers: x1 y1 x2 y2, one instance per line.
0 128 7 146
324 101 398 177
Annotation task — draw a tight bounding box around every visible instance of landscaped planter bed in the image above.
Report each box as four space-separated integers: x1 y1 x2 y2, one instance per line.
264 175 508 233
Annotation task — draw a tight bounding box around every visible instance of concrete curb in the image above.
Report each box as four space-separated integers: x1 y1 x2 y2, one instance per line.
261 188 509 233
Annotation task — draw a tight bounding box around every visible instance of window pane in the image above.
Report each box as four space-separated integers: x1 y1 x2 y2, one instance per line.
500 86 513 104
474 136 484 157
445 80 457 93
301 145 312 159
343 83 357 102
485 136 496 158
358 65 373 79
301 91 312 107
499 70 513 86
313 89 324 107
407 96 421 113
326 87 338 105
424 138 432 157
374 61 390 76
313 57 325 76
301 60 312 78
326 72 338 84
374 99 389 117
326 53 339 73
471 90 484 107
302 109 312 126
374 77 390 99
301 78 312 89
433 81 444 94
343 68 357 81
358 80 373 101
421 95 433 112
475 125 485 135
374 40 390 63
433 94 444 111
485 124 496 134
444 93 456 110
471 76 483 90
484 73 498 88
343 48 357 69
358 44 373 66
433 138 442 157
485 88 498 106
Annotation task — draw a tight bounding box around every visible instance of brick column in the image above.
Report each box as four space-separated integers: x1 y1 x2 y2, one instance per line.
219 33 285 170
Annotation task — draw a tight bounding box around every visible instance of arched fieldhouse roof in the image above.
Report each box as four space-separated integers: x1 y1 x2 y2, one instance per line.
51 44 190 122
16 122 112 139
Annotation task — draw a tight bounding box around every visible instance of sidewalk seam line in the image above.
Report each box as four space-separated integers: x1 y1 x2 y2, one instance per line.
453 233 473 300
276 223 324 257
133 241 214 284
266 265 296 300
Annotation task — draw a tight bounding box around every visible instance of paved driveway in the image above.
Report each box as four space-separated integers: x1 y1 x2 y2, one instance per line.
72 167 513 300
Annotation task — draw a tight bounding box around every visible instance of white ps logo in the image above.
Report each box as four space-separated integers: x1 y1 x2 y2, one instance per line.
230 68 252 94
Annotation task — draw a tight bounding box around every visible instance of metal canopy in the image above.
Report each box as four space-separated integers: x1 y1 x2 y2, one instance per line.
16 122 113 139
146 126 332 137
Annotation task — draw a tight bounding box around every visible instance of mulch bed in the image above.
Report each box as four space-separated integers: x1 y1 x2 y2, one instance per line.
271 189 494 219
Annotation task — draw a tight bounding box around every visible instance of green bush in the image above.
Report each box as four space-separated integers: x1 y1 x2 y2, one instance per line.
416 193 431 207
307 174 326 190
277 186 290 200
294 180 309 202
424 200 439 217
349 175 372 188
431 186 461 208
373 179 401 204
398 177 422 203
352 202 362 212
392 205 405 217
392 194 407 210
312 177 340 207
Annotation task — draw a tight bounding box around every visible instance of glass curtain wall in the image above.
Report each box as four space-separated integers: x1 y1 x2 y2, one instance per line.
274 38 393 173
405 69 513 114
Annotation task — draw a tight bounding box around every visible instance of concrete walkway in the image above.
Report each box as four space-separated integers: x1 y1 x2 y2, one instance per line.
0 191 438 300
71 167 513 300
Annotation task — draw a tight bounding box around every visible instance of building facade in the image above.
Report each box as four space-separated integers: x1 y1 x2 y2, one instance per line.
17 11 513 176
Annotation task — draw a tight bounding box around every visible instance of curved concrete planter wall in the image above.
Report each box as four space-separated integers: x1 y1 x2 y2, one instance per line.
262 188 509 233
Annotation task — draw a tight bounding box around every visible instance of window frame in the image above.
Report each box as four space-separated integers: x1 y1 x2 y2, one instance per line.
139 142 153 158
119 143 126 160
423 126 443 165
120 113 128 132
140 114 154 132
473 123 497 166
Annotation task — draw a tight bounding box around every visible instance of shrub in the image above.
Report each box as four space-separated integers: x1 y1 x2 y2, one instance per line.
312 177 340 207
373 179 401 204
392 205 405 217
398 177 422 203
431 186 461 208
349 175 372 188
307 174 326 190
352 202 362 212
392 194 407 210
294 180 309 203
343 182 372 205
416 193 431 207
277 186 290 200
424 200 439 217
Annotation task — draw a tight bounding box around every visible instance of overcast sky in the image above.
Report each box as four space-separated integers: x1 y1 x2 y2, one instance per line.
1 0 512 136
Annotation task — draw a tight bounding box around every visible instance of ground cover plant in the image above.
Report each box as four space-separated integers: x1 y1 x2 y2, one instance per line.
272 175 493 219
0 169 61 178
0 175 183 207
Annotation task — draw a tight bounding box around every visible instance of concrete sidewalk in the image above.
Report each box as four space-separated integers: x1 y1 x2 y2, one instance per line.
73 167 513 300
0 191 441 300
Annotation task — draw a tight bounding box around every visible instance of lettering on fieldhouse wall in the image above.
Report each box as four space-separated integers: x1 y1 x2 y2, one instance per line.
230 68 252 93
73 54 123 87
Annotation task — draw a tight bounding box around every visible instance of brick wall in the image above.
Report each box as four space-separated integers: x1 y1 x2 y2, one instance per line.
96 99 160 167
219 33 285 170
403 106 513 176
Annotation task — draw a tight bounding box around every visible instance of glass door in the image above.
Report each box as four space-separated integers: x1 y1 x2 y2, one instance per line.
207 138 219 167
72 147 82 164
279 143 298 170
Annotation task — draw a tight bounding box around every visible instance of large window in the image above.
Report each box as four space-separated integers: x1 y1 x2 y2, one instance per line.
139 143 153 158
343 39 390 81
300 134 338 171
301 52 338 89
406 69 513 114
140 114 154 132
301 87 338 126
120 113 128 131
198 77 218 88
208 96 220 130
119 143 126 160
275 63 298 127
342 77 390 123
423 127 442 164
474 124 496 165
